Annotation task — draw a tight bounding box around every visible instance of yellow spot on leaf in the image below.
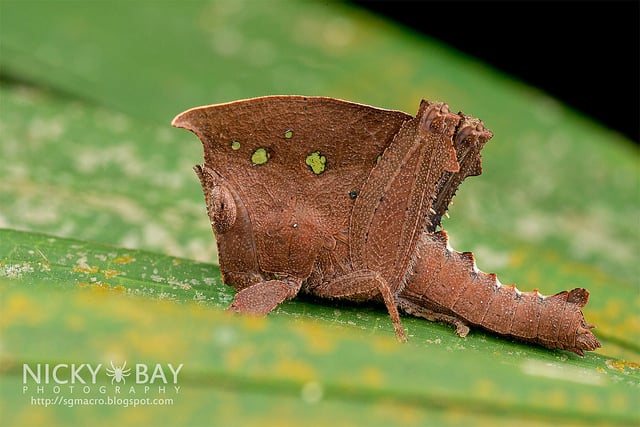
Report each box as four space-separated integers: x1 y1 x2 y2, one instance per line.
12 407 49 427
371 335 398 353
609 392 630 411
224 344 255 371
291 322 336 353
473 379 496 396
546 389 569 409
76 281 125 295
360 366 385 386
605 359 640 373
91 282 113 293
102 269 123 279
74 265 99 274
577 392 599 410
602 298 628 326
509 250 526 268
65 314 86 331
275 358 317 381
1 293 46 326
240 315 267 332
113 255 135 265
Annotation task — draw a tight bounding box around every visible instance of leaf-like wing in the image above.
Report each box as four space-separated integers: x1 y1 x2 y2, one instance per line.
349 100 460 290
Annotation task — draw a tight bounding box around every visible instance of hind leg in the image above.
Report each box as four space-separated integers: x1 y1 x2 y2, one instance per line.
398 299 470 337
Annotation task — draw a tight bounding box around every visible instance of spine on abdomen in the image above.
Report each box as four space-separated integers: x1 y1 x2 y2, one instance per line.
400 230 601 355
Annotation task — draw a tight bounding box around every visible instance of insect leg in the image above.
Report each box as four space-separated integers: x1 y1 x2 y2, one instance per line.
398 299 470 337
309 270 407 342
228 278 302 316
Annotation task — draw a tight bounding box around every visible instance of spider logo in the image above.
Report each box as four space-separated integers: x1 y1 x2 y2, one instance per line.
105 361 132 384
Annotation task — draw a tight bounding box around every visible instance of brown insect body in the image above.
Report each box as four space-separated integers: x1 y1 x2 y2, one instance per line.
398 231 600 356
172 96 600 355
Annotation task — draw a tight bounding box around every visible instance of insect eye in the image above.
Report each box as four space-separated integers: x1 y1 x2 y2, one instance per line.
208 185 237 234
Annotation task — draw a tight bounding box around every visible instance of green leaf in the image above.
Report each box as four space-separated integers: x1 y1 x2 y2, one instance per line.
1 229 639 426
0 0 638 425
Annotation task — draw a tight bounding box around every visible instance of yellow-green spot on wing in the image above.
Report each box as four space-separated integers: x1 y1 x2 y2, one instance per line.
305 151 327 175
251 147 270 165
284 130 294 139
231 140 241 150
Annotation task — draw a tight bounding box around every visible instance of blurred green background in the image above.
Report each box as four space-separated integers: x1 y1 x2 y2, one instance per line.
1 1 638 426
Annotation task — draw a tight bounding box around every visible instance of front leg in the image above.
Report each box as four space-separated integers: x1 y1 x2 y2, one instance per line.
308 271 407 342
229 278 302 316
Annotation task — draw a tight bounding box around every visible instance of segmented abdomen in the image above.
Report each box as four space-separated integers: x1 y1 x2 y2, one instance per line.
400 230 600 355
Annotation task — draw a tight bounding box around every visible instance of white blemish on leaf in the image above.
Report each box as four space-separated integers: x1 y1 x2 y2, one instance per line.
217 292 233 305
322 17 354 49
0 263 34 278
522 359 606 386
300 381 324 404
246 39 276 67
212 326 237 346
515 214 550 242
211 28 244 56
75 256 90 269
119 232 141 252
532 95 564 125
193 291 207 302
157 292 176 301
28 117 65 142
472 245 510 271
155 127 174 144
202 277 217 286
74 144 140 175
143 222 172 248
92 109 131 134
167 277 192 290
